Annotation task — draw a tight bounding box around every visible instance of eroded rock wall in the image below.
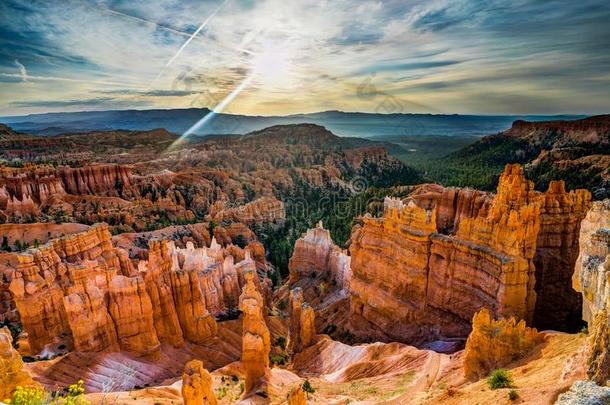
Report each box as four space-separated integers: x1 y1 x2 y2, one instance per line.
572 199 610 385
573 199 610 322
288 221 351 290
4 224 271 355
463 308 543 379
534 181 591 331
349 164 589 344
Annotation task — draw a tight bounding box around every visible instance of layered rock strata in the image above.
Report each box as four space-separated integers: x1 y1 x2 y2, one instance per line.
349 164 590 344
534 181 591 331
5 224 270 355
0 164 135 221
208 196 285 225
573 200 610 322
239 269 271 397
572 199 610 385
182 359 218 405
463 308 543 379
587 308 610 385
107 275 161 357
288 221 351 291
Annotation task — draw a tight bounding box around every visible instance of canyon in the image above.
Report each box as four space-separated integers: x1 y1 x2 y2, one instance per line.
347 164 591 345
0 121 608 404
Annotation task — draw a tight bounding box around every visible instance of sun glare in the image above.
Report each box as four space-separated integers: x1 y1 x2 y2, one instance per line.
250 40 293 86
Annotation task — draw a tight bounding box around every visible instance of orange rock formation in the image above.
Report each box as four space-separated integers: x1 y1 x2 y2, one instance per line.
239 269 271 397
0 326 38 399
287 288 317 355
287 288 304 355
534 181 591 330
463 308 543 379
288 221 351 290
287 385 307 405
572 199 610 385
349 164 590 344
182 359 218 405
107 275 161 357
208 196 285 225
3 223 276 355
587 308 610 385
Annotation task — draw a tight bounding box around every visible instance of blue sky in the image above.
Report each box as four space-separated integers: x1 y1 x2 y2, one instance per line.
1 0 609 116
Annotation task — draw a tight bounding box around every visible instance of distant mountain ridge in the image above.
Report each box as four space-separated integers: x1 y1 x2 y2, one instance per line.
0 108 586 138
426 115 610 198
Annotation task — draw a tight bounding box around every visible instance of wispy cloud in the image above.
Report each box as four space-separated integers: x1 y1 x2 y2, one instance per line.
0 0 609 115
13 59 28 82
11 97 118 108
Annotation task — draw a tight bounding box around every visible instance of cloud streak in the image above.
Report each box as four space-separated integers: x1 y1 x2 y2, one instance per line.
0 0 609 116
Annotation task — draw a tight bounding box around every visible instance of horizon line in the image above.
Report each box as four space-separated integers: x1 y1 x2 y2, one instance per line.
0 106 599 120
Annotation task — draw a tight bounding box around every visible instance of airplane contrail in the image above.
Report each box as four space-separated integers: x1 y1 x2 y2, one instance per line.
97 4 252 56
151 0 228 85
165 0 227 68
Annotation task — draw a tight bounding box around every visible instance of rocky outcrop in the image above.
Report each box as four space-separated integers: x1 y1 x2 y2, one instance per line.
287 288 317 355
573 200 610 323
141 240 185 348
288 221 351 291
0 326 38 399
555 380 610 405
408 183 491 234
107 275 161 357
349 164 588 345
7 224 131 353
287 288 304 355
63 283 119 352
3 224 276 355
182 359 217 405
534 181 591 331
208 196 285 225
572 200 610 385
463 308 543 379
287 385 307 405
587 308 610 385
239 269 270 397
0 164 135 221
169 268 217 345
300 304 316 350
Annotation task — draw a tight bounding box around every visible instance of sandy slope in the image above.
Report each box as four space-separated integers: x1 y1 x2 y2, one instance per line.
85 331 586 404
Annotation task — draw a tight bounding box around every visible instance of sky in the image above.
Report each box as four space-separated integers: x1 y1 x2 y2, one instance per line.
0 0 609 116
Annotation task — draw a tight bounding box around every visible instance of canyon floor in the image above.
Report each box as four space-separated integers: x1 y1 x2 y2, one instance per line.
78 330 586 405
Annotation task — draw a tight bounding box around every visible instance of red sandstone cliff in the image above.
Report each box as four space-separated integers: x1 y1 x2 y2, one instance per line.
3 223 273 357
348 164 590 345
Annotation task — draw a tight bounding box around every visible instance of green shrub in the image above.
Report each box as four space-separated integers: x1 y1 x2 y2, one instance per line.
270 353 288 366
276 336 286 350
487 369 513 390
302 379 315 394
508 389 519 401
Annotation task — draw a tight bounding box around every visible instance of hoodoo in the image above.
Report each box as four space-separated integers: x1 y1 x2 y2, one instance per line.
239 269 271 397
182 359 218 405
